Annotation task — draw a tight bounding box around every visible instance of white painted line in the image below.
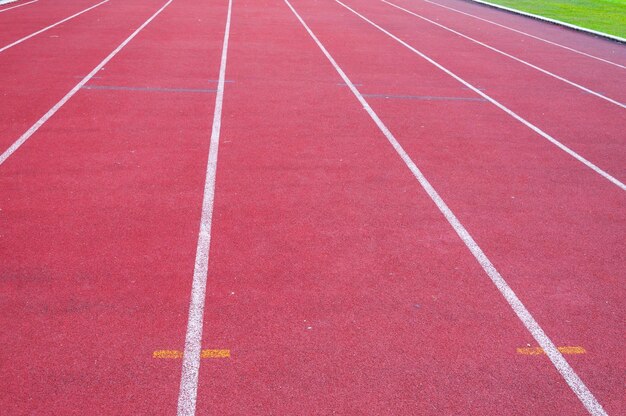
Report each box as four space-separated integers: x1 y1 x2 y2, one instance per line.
468 0 626 43
176 0 232 414
283 1 609 414
382 0 625 109
335 0 625 191
0 0 38 13
0 0 109 53
419 0 625 69
0 0 173 166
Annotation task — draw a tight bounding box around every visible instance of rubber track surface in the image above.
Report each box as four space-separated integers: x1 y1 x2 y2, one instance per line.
0 0 624 414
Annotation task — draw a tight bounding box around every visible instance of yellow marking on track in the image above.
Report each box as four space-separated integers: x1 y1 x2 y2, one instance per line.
153 350 183 359
201 349 230 358
153 349 230 359
517 346 586 355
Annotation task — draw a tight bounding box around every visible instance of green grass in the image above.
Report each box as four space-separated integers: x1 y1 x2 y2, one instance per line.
478 0 626 38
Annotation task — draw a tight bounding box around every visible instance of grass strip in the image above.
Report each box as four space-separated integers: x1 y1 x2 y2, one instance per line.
473 0 626 38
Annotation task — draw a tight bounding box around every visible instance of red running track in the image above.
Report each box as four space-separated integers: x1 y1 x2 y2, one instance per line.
0 0 624 414
0 1 40 15
0 0 107 47
1 0 225 413
0 0 170 148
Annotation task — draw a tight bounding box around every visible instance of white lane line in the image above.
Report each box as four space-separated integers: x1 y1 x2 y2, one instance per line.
0 0 38 13
382 0 625 109
0 0 109 53
419 0 625 69
0 0 173 166
335 0 625 191
283 1 608 414
176 0 232 414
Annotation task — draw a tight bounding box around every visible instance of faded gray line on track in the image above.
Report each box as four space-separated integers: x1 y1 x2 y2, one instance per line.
0 0 37 13
0 0 173 166
176 0 233 415
363 93 486 101
0 0 109 53
420 0 626 69
83 85 216 93
284 0 608 414
382 0 626 108
336 0 625 190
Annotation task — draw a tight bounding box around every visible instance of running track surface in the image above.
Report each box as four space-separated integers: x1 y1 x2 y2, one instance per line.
0 0 624 414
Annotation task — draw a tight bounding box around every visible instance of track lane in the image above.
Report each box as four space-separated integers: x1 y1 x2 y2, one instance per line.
2 0 623 414
0 0 227 413
0 0 104 46
338 0 625 186
382 0 626 107
0 0 110 54
188 0 610 414
285 0 624 413
0 0 38 14
0 0 167 155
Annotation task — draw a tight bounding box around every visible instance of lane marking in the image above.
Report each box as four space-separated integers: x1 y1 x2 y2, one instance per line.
82 85 217 93
0 0 37 13
176 0 233 415
155 350 184 359
283 1 607 415
335 0 625 191
200 349 230 358
418 0 625 69
0 0 174 167
363 93 486 101
518 346 586 355
154 349 231 359
468 0 625 43
0 0 109 53
382 0 626 109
